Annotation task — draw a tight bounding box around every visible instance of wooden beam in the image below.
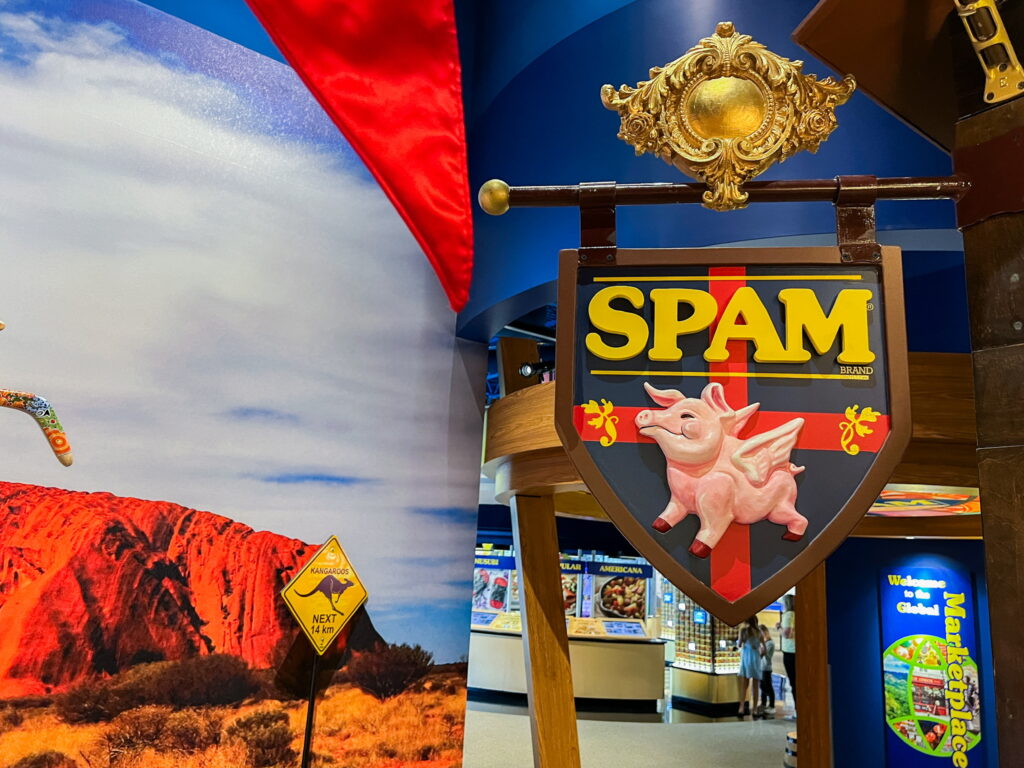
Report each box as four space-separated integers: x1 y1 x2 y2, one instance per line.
793 0 959 150
907 352 976 442
954 77 1024 757
511 494 581 768
795 563 831 768
551 491 609 521
959 216 1024 754
493 448 585 504
973 447 1024 735
484 382 559 463
496 337 540 397
888 439 979 487
851 514 981 539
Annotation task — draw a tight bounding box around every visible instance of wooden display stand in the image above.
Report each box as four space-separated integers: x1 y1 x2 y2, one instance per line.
492 337 581 768
486 339 979 768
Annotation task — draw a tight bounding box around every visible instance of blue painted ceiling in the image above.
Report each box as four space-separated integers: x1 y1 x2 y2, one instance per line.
457 0 966 349
136 0 969 354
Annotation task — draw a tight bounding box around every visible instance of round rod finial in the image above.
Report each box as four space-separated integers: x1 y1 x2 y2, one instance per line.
478 179 510 215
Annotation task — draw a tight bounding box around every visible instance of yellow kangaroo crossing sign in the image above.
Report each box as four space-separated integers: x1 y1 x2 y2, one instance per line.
282 536 368 655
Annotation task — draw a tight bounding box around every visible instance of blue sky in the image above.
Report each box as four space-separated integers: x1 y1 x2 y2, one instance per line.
0 0 360 161
0 0 484 662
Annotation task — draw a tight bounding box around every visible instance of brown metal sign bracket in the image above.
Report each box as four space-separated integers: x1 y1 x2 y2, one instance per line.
835 174 880 264
479 175 970 258
578 181 617 264
478 175 970 213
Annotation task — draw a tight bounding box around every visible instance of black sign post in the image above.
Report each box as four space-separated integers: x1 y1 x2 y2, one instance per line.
300 652 319 768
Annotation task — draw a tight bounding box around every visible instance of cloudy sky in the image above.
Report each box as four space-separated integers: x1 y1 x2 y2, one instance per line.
0 0 485 661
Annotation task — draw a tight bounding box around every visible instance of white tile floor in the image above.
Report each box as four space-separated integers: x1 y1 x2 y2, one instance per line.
463 704 794 768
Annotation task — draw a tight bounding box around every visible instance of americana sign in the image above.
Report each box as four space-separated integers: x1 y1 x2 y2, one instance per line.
554 247 911 624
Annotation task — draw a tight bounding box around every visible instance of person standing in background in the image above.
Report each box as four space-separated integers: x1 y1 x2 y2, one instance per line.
759 624 776 718
736 616 764 719
781 594 797 719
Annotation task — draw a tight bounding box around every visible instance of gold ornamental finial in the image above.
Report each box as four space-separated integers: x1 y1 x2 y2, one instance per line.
601 22 855 211
478 179 510 216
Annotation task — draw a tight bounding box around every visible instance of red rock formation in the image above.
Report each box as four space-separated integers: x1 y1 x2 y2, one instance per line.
0 482 376 697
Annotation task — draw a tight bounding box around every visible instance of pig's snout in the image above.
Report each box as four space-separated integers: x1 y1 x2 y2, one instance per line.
636 410 654 428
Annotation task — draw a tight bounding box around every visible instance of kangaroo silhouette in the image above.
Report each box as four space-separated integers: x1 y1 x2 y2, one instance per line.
296 575 355 616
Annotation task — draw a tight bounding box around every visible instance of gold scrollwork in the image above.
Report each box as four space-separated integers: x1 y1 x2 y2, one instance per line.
601 21 855 211
839 404 879 456
583 398 619 447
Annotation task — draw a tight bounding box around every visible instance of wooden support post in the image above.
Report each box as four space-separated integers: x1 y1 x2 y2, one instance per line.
511 493 581 768
497 337 540 397
955 96 1024 755
795 563 831 768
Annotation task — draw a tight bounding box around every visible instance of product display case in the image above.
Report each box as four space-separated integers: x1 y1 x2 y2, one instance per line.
472 549 655 621
656 575 785 714
468 548 665 706
659 583 741 673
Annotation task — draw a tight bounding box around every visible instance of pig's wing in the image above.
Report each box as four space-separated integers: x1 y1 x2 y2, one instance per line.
731 418 805 486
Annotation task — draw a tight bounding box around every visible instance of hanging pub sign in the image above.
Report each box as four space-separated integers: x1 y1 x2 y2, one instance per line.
548 22 910 625
554 247 910 624
477 22 943 624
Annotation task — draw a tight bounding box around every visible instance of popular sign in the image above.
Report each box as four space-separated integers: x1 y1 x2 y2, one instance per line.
281 536 368 655
555 247 910 624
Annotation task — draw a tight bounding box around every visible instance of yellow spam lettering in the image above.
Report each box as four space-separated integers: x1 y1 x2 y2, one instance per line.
586 285 874 365
778 288 875 364
704 286 789 363
648 289 717 361
586 286 649 360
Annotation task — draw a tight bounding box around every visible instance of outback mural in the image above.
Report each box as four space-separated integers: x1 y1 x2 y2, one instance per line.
0 2 484 767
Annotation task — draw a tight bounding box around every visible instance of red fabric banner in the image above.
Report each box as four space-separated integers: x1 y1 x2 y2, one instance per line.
244 0 473 311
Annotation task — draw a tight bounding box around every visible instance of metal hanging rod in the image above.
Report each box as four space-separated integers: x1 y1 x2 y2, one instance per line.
477 176 971 215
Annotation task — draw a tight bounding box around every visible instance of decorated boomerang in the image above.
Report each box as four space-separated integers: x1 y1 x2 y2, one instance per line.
0 322 73 466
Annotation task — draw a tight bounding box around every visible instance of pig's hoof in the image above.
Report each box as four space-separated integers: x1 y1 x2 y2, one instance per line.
652 518 672 534
689 540 712 558
782 531 804 542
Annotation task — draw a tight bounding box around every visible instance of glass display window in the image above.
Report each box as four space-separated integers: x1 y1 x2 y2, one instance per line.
657 575 741 673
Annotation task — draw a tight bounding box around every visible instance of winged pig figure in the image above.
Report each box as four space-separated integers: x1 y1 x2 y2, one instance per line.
636 382 804 558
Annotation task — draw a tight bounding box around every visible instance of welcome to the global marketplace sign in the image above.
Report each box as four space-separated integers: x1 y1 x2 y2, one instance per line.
880 563 983 767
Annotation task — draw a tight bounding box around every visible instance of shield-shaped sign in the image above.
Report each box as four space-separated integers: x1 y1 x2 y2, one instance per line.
554 246 910 625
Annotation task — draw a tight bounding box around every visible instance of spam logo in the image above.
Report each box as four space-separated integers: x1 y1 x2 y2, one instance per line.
554 249 909 626
586 284 874 365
